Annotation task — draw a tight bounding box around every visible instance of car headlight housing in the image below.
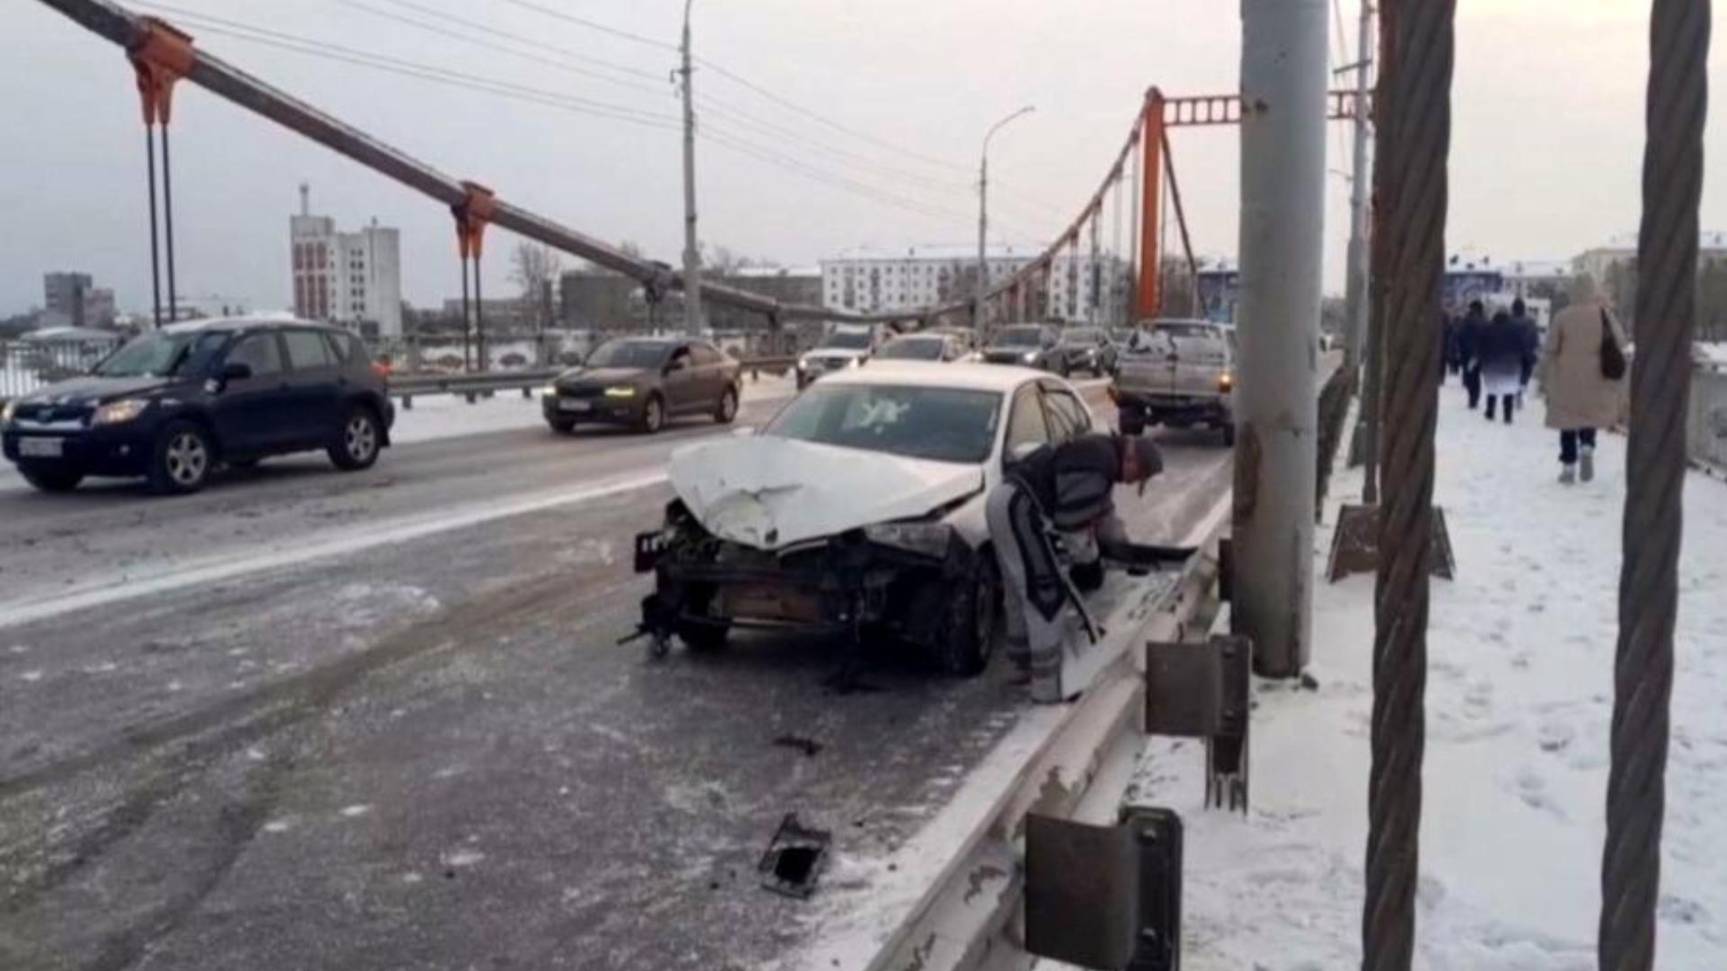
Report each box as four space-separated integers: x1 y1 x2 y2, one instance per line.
91 398 149 426
1218 372 1234 392
604 386 637 398
863 520 955 559
1022 351 1038 364
0 400 16 425
539 385 558 398
847 357 861 369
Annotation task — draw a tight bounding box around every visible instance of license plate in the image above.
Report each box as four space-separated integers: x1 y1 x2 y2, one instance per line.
559 399 592 413
19 437 63 457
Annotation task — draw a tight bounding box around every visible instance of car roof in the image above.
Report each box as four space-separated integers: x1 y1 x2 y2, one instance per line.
884 333 947 343
595 335 687 344
161 315 344 334
819 361 1047 393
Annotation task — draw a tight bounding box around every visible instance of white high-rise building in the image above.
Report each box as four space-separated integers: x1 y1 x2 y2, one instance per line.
289 184 402 339
820 244 1130 324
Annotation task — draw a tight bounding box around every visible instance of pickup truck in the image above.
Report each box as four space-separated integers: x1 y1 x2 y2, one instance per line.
1111 318 1238 446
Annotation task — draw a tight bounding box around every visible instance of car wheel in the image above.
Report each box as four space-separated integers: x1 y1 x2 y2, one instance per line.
936 553 1001 677
329 405 382 471
148 421 213 495
18 462 83 493
678 621 730 653
713 386 739 424
547 417 578 435
638 394 665 434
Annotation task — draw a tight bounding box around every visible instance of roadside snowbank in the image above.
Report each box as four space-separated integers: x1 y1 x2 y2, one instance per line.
1140 382 1727 968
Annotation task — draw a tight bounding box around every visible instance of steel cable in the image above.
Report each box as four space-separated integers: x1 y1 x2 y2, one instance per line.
1599 2 1708 967
1363 0 1451 968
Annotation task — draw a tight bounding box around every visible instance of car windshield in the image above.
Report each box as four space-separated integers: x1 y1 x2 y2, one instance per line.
92 330 228 378
586 340 670 369
876 338 945 360
1062 328 1103 345
822 329 873 349
994 326 1044 348
763 383 1002 464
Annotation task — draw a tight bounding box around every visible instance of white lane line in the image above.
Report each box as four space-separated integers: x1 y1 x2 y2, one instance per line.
1178 483 1234 548
0 471 669 631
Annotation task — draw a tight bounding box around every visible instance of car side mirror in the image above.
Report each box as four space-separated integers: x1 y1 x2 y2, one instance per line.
221 362 253 382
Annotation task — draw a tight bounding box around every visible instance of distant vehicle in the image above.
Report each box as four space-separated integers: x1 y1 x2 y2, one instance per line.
874 332 967 362
634 363 1096 675
1053 327 1117 377
1 317 394 494
540 336 740 435
1107 326 1139 347
1112 318 1238 446
796 324 882 389
925 326 979 355
980 324 1064 372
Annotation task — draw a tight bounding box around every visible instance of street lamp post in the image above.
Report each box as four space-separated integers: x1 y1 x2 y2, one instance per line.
679 0 703 336
977 105 1035 335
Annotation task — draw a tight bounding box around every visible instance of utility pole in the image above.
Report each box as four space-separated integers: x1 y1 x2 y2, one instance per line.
977 106 1035 336
1234 0 1327 677
1342 2 1373 376
678 0 703 336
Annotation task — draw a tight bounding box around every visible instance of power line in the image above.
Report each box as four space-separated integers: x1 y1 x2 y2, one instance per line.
700 129 972 225
366 0 667 83
338 0 671 99
133 4 683 131
497 0 679 53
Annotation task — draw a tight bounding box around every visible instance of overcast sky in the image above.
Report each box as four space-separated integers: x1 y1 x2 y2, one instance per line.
3 0 1723 316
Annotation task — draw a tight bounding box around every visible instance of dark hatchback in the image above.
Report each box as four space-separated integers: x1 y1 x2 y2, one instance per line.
980 324 1063 372
1 318 394 495
541 336 741 434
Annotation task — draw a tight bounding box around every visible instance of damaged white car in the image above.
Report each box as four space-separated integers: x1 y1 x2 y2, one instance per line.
633 362 1097 676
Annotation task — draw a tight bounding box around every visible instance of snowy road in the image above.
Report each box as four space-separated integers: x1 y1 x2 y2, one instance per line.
0 391 1232 969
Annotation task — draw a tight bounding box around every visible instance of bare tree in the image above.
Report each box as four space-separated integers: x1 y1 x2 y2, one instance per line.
510 241 563 332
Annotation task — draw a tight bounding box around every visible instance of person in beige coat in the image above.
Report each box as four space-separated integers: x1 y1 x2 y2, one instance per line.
1542 290 1629 484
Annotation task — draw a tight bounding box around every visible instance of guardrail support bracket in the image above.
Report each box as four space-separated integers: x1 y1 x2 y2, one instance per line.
1025 807 1183 970
1145 634 1251 812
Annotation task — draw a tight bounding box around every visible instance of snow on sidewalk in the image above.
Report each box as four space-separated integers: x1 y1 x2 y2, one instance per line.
1136 382 1727 969
388 372 797 445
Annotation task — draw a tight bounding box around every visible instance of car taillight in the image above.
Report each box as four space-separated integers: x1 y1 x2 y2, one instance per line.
1218 372 1234 392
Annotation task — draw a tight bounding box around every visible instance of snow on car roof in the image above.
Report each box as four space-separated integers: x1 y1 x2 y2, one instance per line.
819 361 1045 393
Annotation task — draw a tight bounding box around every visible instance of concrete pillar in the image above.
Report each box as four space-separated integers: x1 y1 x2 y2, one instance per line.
1233 0 1328 676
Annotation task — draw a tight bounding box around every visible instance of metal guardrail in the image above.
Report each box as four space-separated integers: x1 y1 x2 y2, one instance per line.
386 357 800 407
1 337 125 400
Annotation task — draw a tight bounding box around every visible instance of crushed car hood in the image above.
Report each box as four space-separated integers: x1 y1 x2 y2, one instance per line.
668 436 984 551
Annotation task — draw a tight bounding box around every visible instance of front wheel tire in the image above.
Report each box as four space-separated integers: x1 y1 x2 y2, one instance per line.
638 395 665 434
148 421 213 495
329 406 382 471
936 554 1002 677
713 387 739 424
19 463 83 493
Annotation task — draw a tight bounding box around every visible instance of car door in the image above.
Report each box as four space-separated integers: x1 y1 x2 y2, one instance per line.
660 344 701 414
210 330 293 455
689 342 729 409
280 328 344 446
1038 380 1094 443
1001 380 1052 470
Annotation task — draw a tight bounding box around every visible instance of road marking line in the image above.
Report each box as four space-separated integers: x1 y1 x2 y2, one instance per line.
1178 483 1235 548
0 471 668 630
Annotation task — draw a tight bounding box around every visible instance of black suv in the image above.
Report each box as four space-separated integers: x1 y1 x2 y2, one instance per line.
2 318 394 494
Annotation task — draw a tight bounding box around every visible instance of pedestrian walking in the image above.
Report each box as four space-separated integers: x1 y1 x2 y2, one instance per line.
1479 309 1525 423
1542 290 1629 484
1456 300 1489 409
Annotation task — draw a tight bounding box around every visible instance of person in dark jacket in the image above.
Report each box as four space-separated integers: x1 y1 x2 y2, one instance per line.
1456 300 1489 408
1479 310 1527 423
986 433 1164 701
1509 298 1541 396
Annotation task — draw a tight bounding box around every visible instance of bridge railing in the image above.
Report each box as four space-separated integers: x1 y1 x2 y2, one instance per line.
1 336 126 399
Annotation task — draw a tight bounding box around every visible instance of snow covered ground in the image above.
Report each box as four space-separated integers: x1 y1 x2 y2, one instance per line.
387 372 797 445
1138 382 1727 969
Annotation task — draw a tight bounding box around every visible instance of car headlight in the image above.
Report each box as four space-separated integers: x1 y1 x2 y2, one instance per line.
1022 352 1038 364
0 400 16 425
539 385 558 398
91 399 149 426
847 358 861 369
796 359 809 372
1218 372 1234 392
604 386 637 398
863 521 955 559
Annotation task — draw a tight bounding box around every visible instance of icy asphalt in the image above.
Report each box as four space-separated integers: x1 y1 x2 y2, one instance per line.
0 390 1232 970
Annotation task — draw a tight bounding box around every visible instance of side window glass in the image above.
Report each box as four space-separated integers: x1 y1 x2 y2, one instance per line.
1042 386 1091 442
283 330 335 370
1005 384 1050 455
691 344 721 366
227 333 283 377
